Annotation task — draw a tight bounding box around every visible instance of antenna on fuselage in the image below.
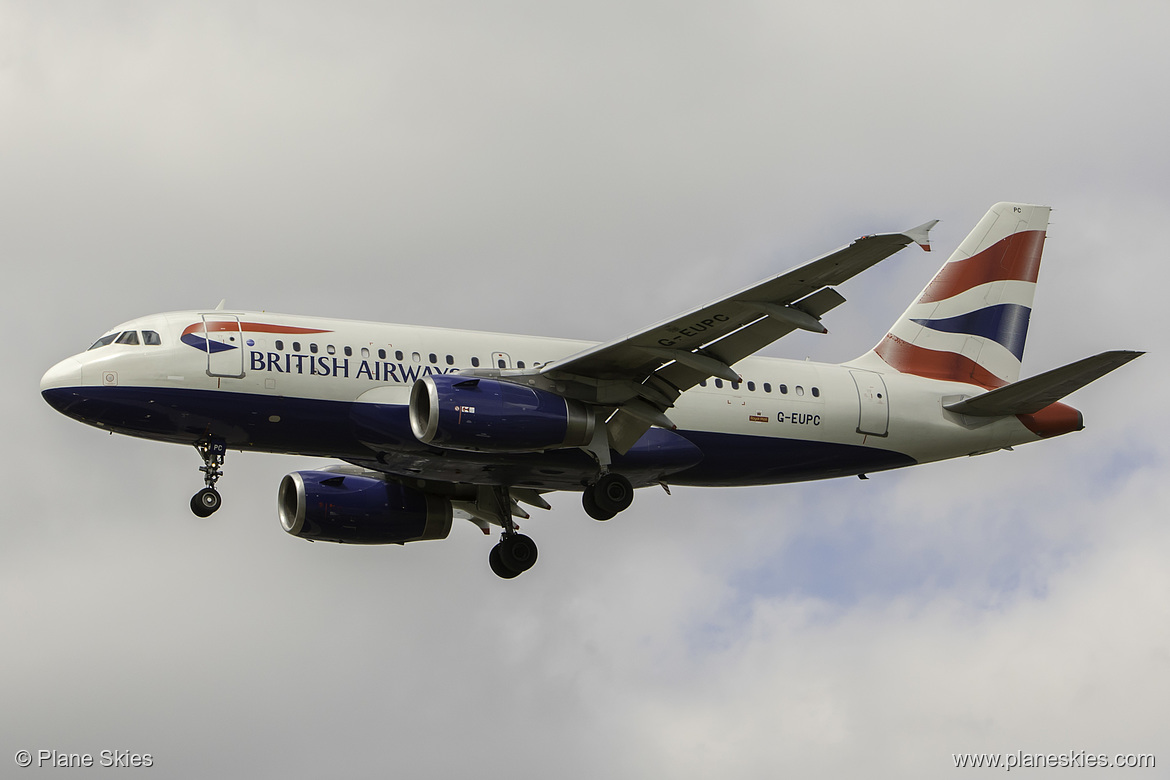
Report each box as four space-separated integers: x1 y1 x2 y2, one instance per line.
214 299 227 311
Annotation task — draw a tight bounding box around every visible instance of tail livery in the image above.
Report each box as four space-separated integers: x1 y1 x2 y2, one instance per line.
859 202 1142 438
868 202 1049 389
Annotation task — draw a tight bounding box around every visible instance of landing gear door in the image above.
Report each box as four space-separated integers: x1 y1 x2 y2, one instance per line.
850 370 889 437
202 314 245 378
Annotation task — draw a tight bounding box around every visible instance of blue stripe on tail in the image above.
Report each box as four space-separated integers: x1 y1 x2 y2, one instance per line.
911 303 1032 360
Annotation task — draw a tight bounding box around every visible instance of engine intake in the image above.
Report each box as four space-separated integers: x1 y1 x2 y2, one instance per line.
409 375 595 452
278 470 452 544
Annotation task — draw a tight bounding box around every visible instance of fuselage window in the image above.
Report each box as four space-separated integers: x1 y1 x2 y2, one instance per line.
142 331 162 346
763 383 772 393
378 349 386 360
714 379 724 388
361 347 369 358
517 361 525 369
811 387 820 397
429 353 437 364
446 354 454 365
88 333 119 350
779 384 788 394
310 343 318 354
747 381 756 391
116 331 140 345
293 342 302 352
471 356 480 367
796 386 804 396
327 345 336 355
344 346 352 357
700 380 708 387
497 358 506 369
396 350 404 361
275 340 284 351
412 352 421 363
730 380 739 390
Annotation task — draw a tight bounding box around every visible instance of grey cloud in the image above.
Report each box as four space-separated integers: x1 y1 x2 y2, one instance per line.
4 1 1168 777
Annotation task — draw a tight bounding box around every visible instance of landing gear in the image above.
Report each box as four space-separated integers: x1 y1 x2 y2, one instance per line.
490 533 538 579
190 487 222 517
191 438 226 517
485 485 539 579
582 472 633 521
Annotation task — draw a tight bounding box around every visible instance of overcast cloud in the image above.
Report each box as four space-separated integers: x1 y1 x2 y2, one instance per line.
2 2 1167 777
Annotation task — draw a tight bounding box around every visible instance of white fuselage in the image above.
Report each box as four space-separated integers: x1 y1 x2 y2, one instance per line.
41 309 1049 492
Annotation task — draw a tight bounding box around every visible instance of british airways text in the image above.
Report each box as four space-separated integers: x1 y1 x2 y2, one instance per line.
249 352 458 383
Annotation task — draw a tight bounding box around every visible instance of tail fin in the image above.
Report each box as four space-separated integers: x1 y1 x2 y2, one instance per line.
859 202 1051 388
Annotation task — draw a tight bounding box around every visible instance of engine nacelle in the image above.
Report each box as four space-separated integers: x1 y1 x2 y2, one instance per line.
278 470 452 544
409 374 595 452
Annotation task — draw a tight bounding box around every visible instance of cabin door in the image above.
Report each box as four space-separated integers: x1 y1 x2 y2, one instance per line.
202 314 245 378
850 370 889 437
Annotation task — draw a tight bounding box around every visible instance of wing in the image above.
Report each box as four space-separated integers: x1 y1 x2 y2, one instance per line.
515 220 936 452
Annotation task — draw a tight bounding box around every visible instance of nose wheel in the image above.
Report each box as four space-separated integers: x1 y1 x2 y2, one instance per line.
191 438 226 517
191 487 222 517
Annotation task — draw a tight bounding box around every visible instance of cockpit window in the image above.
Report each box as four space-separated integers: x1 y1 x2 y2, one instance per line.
116 331 140 345
88 333 120 351
142 330 161 345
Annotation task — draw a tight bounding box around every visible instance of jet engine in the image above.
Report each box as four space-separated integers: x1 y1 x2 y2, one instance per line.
278 470 452 544
409 375 595 452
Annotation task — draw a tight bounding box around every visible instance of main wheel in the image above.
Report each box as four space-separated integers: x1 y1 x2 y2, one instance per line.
489 544 522 579
582 488 616 521
592 472 633 515
498 533 538 573
190 487 222 518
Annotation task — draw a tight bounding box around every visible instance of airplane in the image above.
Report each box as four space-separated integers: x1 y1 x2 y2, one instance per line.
40 202 1142 578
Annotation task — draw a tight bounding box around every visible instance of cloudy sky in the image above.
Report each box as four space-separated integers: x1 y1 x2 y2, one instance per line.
3 1 1167 777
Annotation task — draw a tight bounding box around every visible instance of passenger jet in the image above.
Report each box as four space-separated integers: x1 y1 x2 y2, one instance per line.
40 203 1141 578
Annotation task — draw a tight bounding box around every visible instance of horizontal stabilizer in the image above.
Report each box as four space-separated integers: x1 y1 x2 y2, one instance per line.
944 350 1143 417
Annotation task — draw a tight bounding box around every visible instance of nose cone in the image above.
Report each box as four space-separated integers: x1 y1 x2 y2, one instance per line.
41 357 84 413
41 357 83 392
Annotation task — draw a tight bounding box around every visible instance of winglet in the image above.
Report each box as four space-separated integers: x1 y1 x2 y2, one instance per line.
903 219 939 252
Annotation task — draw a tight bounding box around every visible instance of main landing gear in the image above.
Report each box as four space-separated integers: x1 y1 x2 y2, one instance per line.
582 472 633 521
484 486 539 580
190 438 226 518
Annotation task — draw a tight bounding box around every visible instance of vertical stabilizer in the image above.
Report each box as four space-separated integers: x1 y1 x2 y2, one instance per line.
856 202 1050 388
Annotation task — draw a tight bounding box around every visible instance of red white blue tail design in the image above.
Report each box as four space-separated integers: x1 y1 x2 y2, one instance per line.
862 202 1050 388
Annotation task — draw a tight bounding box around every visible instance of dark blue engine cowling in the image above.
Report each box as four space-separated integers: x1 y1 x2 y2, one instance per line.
278 470 452 544
409 375 595 452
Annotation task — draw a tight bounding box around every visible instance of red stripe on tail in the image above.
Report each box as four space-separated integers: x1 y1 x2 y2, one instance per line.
918 230 1046 304
874 334 1007 389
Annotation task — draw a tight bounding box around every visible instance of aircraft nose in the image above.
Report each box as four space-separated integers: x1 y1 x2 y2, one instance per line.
41 357 83 393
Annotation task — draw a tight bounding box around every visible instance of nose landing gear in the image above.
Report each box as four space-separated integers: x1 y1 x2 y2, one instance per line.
190 438 226 517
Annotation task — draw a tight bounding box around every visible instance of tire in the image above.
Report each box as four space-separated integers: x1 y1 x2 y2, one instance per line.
592 472 633 515
190 487 221 518
489 544 521 579
499 533 538 573
582 487 616 521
